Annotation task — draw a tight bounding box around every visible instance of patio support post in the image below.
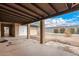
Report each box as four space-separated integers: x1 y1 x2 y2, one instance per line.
27 24 30 39
40 20 45 44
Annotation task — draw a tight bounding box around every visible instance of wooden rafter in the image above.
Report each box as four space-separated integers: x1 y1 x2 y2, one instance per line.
31 3 50 16
66 3 72 9
0 10 31 22
0 13 25 23
4 4 40 19
72 3 79 8
48 3 58 12
0 4 37 20
16 4 44 18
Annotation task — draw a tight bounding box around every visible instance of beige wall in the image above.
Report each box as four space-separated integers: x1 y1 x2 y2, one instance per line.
30 27 39 35
19 25 27 36
14 23 19 37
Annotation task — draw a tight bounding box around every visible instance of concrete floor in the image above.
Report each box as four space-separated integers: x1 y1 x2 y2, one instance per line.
0 37 78 56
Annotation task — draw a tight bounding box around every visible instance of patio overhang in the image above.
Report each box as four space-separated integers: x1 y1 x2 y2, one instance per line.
0 3 79 24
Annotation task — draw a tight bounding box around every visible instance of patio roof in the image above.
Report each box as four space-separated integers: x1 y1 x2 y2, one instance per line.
0 3 79 24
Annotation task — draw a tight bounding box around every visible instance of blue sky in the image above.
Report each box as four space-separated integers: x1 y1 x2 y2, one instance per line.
45 10 79 27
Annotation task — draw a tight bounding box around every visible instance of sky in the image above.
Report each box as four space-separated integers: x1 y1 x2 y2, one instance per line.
45 10 79 27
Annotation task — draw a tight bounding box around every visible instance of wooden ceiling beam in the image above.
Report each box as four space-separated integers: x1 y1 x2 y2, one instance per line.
4 4 40 19
0 9 32 22
48 3 58 13
0 19 22 24
0 6 34 19
0 13 25 23
0 11 29 23
72 3 79 8
0 4 37 20
31 3 50 16
16 3 44 18
66 3 72 9
0 16 22 24
0 10 35 24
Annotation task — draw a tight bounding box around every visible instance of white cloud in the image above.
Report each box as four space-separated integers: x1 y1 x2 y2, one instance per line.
45 18 67 27
45 17 78 27
52 18 66 24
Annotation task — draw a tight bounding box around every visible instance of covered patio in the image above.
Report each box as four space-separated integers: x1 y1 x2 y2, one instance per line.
0 3 79 56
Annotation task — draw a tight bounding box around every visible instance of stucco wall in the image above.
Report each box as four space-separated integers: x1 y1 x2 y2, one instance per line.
19 25 27 36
